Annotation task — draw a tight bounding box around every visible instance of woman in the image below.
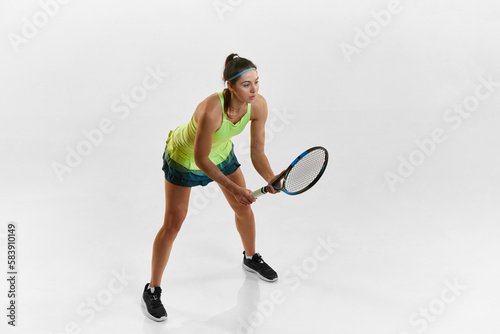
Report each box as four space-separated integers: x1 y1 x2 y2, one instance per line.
142 54 280 322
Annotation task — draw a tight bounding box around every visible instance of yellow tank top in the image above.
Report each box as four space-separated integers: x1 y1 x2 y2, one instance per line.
165 91 251 171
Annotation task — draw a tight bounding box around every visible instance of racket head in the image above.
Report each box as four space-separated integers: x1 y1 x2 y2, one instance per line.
273 146 328 195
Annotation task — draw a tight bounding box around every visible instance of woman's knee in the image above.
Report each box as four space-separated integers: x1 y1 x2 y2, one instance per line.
231 202 253 217
162 207 188 236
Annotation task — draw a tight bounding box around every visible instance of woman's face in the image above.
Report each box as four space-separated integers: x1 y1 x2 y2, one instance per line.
229 69 259 103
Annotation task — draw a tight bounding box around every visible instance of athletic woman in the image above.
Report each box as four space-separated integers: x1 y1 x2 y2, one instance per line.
142 54 280 322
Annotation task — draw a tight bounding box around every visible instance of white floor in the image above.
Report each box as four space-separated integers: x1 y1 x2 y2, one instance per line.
2 1 500 333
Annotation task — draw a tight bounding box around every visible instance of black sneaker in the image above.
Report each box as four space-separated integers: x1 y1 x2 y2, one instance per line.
242 251 278 282
142 283 168 322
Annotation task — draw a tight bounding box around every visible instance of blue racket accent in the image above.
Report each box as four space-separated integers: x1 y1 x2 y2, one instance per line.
251 146 328 198
290 151 308 167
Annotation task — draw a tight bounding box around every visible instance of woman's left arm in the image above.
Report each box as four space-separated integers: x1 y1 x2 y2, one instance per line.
250 95 281 193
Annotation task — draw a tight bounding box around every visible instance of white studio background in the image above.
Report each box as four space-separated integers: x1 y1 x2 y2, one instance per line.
1 0 499 333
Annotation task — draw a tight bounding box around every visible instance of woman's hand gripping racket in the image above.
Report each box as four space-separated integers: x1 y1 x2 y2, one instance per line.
251 146 329 198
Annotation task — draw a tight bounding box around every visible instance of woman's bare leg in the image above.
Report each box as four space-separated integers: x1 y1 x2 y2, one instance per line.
217 168 256 256
150 179 191 287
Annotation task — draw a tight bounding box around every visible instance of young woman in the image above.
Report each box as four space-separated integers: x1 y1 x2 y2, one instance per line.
142 54 281 321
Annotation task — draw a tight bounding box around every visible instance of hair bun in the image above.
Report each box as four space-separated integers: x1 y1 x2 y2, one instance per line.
225 53 239 65
223 53 257 83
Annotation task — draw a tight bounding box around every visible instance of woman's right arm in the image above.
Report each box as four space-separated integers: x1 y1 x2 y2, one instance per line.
193 104 256 205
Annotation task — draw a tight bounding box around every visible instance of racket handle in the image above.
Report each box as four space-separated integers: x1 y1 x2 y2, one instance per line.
251 186 268 198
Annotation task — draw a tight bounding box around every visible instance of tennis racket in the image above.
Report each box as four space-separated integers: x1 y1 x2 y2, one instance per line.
251 146 329 198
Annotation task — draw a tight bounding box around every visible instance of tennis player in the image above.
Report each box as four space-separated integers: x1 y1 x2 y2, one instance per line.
142 54 281 321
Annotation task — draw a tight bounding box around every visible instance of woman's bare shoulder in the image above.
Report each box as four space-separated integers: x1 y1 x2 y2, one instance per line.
250 94 268 120
194 93 223 123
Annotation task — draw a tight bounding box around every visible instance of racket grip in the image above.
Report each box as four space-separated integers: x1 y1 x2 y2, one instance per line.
251 186 268 198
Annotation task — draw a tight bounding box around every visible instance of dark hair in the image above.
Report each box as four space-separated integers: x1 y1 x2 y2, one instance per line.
222 53 257 112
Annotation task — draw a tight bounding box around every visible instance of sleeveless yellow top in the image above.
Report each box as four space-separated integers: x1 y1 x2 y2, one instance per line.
165 92 251 171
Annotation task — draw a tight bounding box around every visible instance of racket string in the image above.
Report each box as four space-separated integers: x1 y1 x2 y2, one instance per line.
284 149 327 193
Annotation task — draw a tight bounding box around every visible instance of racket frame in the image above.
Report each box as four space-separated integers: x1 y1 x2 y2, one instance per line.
251 146 328 198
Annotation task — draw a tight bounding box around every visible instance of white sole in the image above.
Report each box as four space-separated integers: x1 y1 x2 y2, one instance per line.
142 298 168 322
242 263 278 282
